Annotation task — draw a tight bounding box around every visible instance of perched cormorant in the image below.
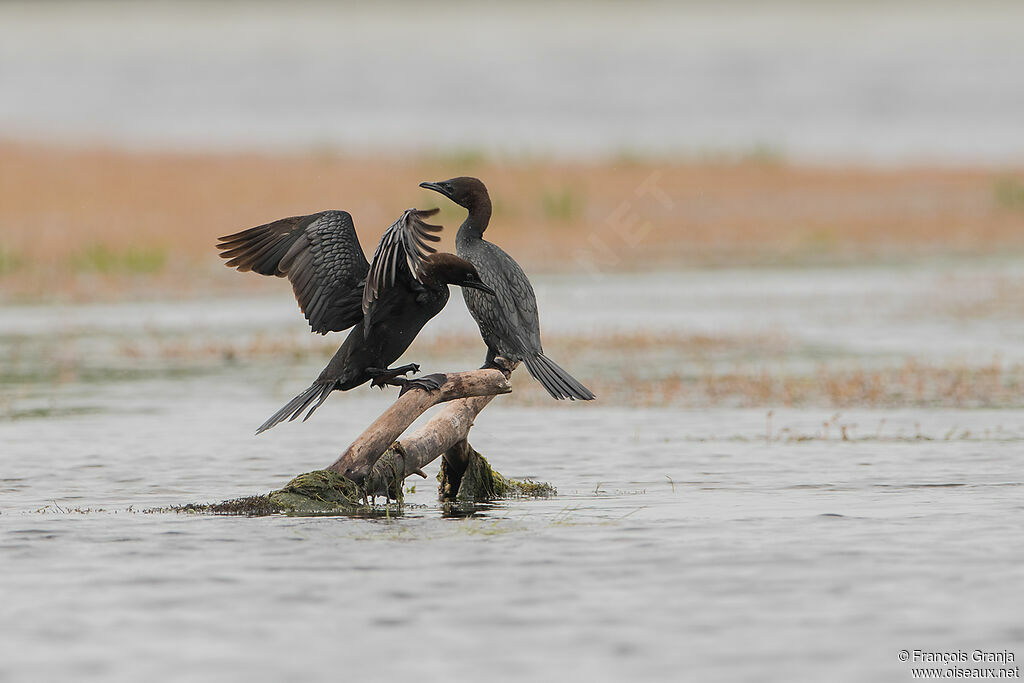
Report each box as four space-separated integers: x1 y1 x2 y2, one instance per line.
217 207 495 433
419 177 595 401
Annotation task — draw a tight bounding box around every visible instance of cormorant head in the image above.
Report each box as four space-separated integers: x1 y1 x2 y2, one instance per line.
423 253 496 295
419 177 489 211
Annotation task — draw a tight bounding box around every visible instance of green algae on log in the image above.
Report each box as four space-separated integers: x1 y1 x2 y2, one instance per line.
438 440 556 503
171 448 554 516
270 469 379 512
171 470 377 516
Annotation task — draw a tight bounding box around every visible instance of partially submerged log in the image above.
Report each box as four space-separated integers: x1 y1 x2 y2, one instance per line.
176 363 554 515
330 368 512 486
438 439 556 503
354 391 506 498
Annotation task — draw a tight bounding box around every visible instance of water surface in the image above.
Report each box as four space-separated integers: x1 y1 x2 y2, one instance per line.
2 265 1023 681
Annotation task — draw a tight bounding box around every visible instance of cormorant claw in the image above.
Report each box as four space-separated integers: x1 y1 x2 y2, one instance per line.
481 356 513 375
368 363 423 389
396 373 446 396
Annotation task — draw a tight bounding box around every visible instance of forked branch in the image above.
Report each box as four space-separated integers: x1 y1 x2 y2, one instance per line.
328 366 515 492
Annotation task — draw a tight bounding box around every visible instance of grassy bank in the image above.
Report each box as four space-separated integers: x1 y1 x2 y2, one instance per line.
1 140 1023 301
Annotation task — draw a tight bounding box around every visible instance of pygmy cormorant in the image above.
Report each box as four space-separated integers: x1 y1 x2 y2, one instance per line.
419 177 595 401
217 207 495 433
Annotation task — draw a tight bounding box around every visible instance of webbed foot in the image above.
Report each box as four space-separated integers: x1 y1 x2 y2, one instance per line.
481 356 513 375
367 363 421 389
396 373 446 396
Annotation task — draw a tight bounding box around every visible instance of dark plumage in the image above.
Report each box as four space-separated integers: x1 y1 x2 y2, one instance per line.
217 207 494 433
218 210 369 334
419 177 595 401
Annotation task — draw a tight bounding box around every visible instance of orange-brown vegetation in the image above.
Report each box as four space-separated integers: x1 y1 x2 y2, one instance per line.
1 140 1023 300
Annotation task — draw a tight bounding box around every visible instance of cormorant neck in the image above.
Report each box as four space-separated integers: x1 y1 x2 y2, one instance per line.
464 197 491 235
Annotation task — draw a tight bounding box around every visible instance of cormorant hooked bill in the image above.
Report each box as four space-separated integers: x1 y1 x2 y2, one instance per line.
217 207 495 433
419 177 595 401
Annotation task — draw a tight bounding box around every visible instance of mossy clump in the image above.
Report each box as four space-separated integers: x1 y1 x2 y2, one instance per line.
169 495 284 516
168 470 385 516
269 469 368 513
366 445 409 503
438 448 556 503
502 477 557 498
163 452 552 516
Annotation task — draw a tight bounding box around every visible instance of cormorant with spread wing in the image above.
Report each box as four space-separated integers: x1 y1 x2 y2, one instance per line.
217 207 494 433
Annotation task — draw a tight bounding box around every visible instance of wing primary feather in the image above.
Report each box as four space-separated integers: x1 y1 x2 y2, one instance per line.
362 207 447 313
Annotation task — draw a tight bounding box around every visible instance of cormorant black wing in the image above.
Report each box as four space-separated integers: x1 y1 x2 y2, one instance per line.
217 210 370 334
475 242 544 356
361 207 442 314
465 241 594 400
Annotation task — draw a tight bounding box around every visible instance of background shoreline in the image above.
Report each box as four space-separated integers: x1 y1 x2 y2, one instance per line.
2 140 1023 303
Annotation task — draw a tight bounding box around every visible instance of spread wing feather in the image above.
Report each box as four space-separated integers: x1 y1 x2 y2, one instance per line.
361 207 442 314
217 210 369 334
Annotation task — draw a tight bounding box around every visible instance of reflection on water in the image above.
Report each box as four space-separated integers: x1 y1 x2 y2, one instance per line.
2 265 1024 681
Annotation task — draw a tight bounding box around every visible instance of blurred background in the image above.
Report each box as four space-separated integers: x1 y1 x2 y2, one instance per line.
3 0 1024 407
3 2 1024 681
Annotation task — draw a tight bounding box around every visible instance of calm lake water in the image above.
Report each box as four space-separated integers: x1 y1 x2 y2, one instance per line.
2 1 1024 164
2 265 1023 681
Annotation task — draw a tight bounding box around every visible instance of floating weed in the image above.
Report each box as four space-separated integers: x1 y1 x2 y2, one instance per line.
549 505 584 527
34 503 107 514
591 358 1024 410
753 419 1017 444
548 504 645 529
457 519 523 537
617 507 645 521
504 478 556 497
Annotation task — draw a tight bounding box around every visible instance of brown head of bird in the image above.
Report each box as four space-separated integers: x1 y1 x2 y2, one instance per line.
419 177 490 211
420 252 495 295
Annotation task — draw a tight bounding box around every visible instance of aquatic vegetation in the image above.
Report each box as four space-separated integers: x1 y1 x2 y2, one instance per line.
1 405 105 421
164 471 375 517
594 359 1024 410
8 314 1024 411
439 448 556 503
165 456 555 517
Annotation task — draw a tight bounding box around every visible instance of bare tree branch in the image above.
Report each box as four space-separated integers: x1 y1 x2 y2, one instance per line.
361 394 501 496
328 367 513 486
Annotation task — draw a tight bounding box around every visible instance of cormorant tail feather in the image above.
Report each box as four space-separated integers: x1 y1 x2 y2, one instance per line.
523 353 595 401
256 381 334 434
